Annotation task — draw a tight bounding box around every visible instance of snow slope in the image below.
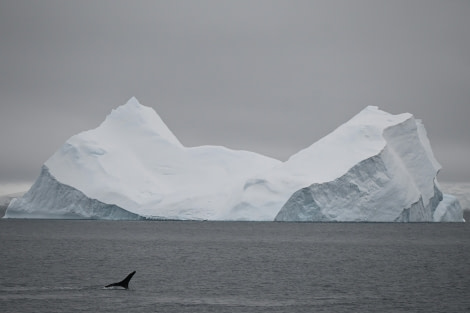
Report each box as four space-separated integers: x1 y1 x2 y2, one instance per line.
5 99 463 221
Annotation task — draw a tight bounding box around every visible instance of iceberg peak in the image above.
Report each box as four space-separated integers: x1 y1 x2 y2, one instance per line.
112 96 145 112
125 96 141 106
102 97 183 148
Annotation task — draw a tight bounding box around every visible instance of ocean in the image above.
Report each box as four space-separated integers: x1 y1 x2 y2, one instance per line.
0 220 469 313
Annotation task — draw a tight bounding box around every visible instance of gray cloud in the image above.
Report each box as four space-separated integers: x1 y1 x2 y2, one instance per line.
1 0 469 189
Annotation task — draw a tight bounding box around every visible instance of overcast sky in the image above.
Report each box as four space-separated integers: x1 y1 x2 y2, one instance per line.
1 1 469 194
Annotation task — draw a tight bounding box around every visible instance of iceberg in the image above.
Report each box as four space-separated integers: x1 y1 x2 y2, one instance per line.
5 98 464 221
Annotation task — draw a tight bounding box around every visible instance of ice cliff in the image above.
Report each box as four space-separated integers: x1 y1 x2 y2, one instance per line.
5 98 464 221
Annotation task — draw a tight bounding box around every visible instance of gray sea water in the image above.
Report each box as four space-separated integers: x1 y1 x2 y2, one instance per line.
0 220 469 313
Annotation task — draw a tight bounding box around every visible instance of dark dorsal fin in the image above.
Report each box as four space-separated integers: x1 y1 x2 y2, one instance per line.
105 271 136 289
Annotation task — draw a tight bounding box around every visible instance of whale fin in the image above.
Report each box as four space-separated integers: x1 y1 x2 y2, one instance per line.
105 271 136 289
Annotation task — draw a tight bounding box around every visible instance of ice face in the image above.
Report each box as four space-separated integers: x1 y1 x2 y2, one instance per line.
5 99 464 222
5 166 142 220
433 194 464 222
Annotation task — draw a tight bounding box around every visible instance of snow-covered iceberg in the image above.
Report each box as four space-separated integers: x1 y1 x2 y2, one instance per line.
5 98 463 221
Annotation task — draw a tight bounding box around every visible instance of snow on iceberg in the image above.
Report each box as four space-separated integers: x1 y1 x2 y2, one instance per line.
5 98 463 221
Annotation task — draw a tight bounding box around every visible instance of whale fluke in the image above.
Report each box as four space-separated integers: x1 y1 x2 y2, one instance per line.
105 271 136 289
